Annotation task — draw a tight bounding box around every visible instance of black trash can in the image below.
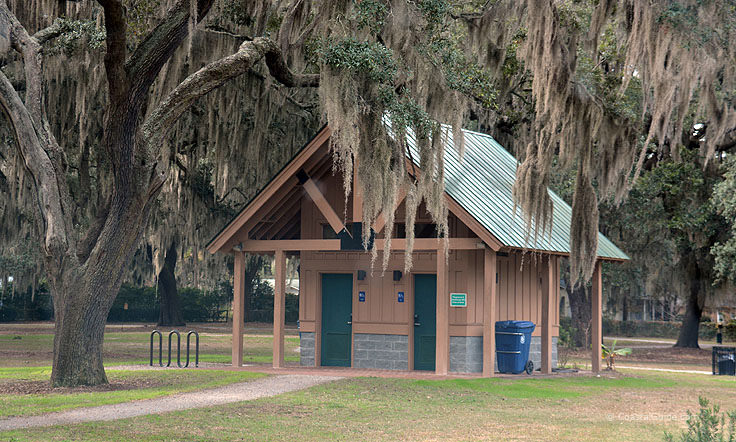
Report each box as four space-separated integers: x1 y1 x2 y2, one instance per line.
495 320 536 374
712 347 736 376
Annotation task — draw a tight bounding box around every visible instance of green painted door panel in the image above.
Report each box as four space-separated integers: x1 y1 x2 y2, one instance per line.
414 274 436 371
321 273 353 367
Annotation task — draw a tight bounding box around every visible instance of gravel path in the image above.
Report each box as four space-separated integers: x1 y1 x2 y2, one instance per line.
0 374 341 431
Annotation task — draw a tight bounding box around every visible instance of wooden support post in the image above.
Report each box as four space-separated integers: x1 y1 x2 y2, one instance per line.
273 250 286 368
591 260 603 373
482 248 497 377
232 252 245 367
435 245 449 375
541 255 555 374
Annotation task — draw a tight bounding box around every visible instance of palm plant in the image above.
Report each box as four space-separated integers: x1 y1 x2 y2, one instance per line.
601 340 632 370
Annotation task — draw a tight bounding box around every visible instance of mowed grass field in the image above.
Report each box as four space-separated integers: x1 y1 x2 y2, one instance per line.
1 324 735 441
3 371 736 441
0 323 289 420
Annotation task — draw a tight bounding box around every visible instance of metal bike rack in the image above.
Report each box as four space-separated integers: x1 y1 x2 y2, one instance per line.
150 330 163 366
186 331 199 368
150 329 199 368
167 330 182 367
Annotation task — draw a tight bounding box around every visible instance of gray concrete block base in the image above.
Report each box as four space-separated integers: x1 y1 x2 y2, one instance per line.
354 334 409 370
299 332 315 366
451 335 558 373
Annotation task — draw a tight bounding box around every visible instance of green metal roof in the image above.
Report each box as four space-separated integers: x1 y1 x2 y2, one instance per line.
405 127 629 260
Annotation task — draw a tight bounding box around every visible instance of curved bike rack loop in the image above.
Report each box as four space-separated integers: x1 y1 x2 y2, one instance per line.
167 330 182 368
186 331 199 368
150 329 200 368
150 330 163 367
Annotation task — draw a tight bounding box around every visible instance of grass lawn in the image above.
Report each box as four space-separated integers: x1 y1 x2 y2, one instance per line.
0 326 291 421
3 370 736 441
0 368 265 418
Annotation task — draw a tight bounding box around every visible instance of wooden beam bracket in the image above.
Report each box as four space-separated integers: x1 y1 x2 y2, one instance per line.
300 170 349 238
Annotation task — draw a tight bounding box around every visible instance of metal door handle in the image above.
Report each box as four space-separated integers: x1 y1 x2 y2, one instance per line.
347 314 352 326
414 314 420 327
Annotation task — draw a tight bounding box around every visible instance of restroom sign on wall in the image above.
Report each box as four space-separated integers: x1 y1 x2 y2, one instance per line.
450 293 467 307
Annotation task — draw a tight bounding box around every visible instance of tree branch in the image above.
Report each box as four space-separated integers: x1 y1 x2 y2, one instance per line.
33 20 67 45
264 48 319 87
203 25 252 42
126 0 215 103
97 0 128 102
0 0 73 267
142 37 318 158
0 69 70 259
1 3 43 123
278 0 319 55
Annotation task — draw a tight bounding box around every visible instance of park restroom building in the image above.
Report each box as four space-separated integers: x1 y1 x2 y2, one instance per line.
207 125 628 375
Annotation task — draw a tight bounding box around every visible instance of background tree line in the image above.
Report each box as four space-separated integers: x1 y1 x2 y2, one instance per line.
0 271 299 324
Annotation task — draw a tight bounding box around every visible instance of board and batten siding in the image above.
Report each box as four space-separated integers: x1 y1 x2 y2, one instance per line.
299 250 559 338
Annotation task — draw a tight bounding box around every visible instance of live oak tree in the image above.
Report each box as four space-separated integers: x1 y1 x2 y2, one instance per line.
0 0 320 386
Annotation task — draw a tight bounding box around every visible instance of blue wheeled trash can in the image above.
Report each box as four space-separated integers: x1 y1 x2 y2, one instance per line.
495 320 536 374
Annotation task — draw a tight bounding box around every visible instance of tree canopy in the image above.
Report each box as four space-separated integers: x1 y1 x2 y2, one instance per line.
1 0 736 384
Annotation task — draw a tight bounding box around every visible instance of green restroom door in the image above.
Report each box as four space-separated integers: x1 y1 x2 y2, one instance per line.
414 274 437 371
321 273 353 367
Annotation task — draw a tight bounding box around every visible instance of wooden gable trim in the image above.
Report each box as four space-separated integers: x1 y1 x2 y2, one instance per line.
207 126 331 254
210 124 504 254
300 173 346 236
445 194 503 251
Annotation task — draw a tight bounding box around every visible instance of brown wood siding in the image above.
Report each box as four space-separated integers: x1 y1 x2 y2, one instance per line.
299 249 558 339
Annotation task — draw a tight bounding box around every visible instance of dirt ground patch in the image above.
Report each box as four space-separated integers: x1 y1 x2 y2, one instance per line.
625 346 710 364
0 378 163 395
566 345 711 369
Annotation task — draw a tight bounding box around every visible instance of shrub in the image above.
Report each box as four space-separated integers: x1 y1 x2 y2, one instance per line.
107 284 158 322
0 283 53 322
664 397 736 442
558 316 575 347
724 321 736 342
245 280 299 324
180 281 233 322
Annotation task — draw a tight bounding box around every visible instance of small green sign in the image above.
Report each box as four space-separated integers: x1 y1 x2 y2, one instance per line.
450 293 467 307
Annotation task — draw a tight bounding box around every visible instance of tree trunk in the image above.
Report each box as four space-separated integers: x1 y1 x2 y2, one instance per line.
158 240 185 327
675 294 702 348
567 283 591 348
674 255 704 348
49 266 121 386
